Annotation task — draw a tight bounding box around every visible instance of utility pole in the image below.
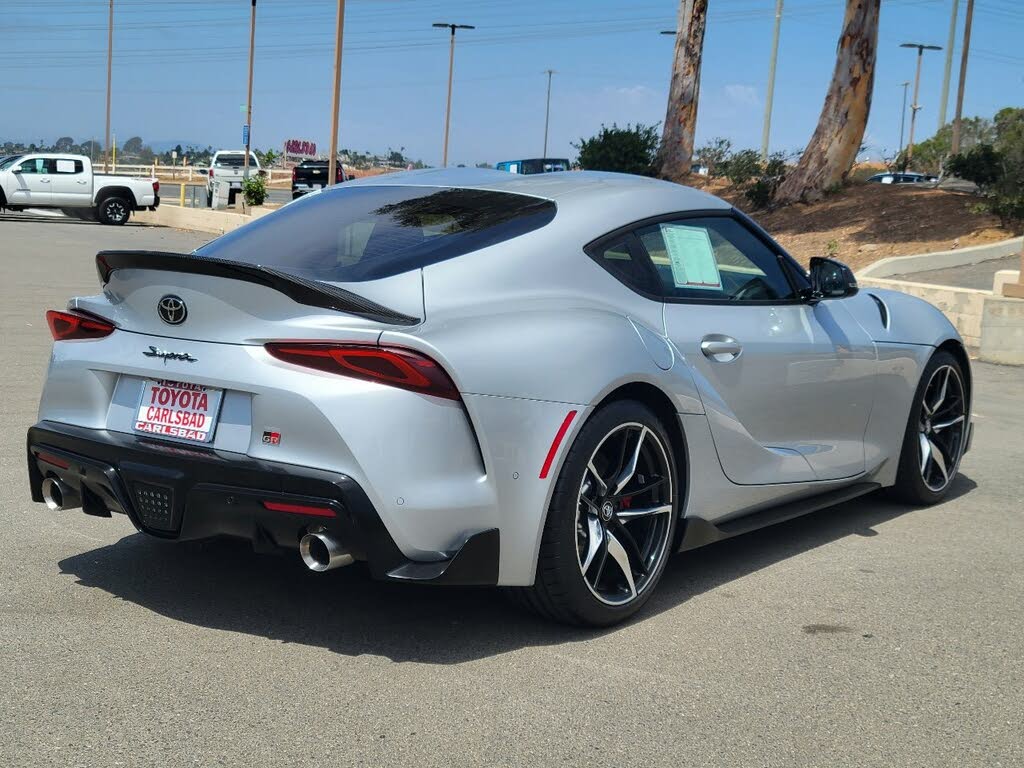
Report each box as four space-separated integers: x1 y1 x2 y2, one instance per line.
898 81 910 162
761 0 783 162
900 42 942 165
938 0 959 129
951 0 975 154
542 69 555 158
103 0 113 174
243 0 256 183
433 22 474 167
328 0 346 186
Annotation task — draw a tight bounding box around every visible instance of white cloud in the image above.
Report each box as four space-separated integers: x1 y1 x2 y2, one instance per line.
724 84 760 109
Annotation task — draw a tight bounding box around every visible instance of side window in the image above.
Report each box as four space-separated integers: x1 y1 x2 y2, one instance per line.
54 159 83 174
634 217 795 302
16 158 42 174
587 235 658 294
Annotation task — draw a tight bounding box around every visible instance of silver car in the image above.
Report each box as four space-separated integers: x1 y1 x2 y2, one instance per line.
28 169 972 626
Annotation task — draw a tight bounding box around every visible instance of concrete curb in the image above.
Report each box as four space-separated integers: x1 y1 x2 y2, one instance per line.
134 205 274 236
857 237 1024 279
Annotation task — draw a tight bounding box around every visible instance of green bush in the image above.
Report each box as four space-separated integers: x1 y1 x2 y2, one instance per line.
945 108 1024 228
721 149 762 186
573 123 660 176
694 137 732 177
242 173 267 207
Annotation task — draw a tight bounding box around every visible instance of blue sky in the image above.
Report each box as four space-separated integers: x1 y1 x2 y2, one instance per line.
1 0 1021 166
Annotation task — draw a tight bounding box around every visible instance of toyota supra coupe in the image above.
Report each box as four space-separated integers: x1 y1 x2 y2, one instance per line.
27 169 972 626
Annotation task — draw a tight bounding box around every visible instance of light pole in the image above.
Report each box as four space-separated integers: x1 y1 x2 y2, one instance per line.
433 22 474 167
938 0 959 129
898 81 910 163
900 42 942 166
328 0 347 186
951 0 975 154
542 69 555 158
243 0 256 184
761 0 784 162
103 0 113 173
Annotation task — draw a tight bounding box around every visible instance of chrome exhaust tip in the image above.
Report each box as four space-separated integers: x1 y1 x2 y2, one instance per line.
41 477 79 511
299 531 354 572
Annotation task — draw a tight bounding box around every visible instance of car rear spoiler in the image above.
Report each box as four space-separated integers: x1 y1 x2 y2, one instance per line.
95 250 420 326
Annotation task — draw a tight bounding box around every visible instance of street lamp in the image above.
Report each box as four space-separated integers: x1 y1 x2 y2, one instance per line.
900 42 942 166
433 22 474 167
898 81 910 163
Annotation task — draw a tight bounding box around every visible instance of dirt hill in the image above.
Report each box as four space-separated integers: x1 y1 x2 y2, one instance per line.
692 178 1012 271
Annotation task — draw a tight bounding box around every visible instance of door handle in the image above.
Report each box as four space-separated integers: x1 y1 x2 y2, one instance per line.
700 335 742 362
77 180 88 184
39 178 51 183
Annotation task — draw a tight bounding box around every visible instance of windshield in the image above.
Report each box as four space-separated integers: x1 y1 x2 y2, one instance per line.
214 154 257 168
195 184 556 282
0 155 24 170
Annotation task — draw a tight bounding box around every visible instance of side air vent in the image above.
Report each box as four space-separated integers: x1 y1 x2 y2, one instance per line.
868 292 890 330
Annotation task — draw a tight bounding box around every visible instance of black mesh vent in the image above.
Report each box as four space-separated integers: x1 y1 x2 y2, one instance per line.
133 482 175 531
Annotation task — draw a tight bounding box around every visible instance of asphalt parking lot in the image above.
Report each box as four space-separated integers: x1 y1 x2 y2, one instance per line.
1 215 1022 767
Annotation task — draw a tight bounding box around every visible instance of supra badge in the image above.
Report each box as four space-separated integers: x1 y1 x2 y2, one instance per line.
143 345 197 363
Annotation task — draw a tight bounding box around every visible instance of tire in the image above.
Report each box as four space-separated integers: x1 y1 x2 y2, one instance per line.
514 400 680 626
891 350 968 505
97 196 130 226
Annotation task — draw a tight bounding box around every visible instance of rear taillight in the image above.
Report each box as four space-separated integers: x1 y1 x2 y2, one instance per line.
152 180 160 194
291 167 297 183
265 343 460 401
46 309 115 341
336 165 343 182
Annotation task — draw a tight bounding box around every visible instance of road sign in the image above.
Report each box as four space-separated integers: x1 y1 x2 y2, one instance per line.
242 124 250 146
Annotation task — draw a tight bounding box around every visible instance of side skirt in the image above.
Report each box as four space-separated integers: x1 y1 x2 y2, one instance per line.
678 481 880 552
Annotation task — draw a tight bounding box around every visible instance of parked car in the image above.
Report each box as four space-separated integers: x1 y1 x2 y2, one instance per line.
291 159 347 199
496 158 570 174
0 153 159 225
205 150 260 207
27 169 972 626
867 172 939 185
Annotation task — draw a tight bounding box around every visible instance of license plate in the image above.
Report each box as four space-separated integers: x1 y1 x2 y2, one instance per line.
134 379 223 444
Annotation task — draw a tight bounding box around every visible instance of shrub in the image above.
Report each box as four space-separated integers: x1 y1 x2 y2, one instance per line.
242 173 267 207
694 137 732 177
573 123 660 175
947 141 1024 228
721 149 762 186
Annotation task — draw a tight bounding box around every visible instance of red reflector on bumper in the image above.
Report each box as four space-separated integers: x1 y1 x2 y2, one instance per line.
262 500 337 518
37 451 71 469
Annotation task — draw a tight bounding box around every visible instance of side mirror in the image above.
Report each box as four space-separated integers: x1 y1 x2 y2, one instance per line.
807 256 858 302
12 166 22 174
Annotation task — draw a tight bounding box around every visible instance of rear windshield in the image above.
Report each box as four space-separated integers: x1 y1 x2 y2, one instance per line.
195 185 557 282
214 154 256 167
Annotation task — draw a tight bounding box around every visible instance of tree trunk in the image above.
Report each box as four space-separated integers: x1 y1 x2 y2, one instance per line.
774 0 880 204
658 0 709 181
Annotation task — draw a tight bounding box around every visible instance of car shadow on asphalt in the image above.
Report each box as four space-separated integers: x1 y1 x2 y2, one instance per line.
57 474 976 664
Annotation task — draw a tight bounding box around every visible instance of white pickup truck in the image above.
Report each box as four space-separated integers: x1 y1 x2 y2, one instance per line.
0 153 159 225
205 150 260 207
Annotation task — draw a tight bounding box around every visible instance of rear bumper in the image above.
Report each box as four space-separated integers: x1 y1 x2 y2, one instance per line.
26 421 498 585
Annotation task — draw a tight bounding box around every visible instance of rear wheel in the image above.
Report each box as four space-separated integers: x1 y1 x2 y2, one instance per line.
516 401 679 626
891 350 968 505
97 196 130 226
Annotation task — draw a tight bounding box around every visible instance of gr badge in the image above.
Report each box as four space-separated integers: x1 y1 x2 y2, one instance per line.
262 431 281 446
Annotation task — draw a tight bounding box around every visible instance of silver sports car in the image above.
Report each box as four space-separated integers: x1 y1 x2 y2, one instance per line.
28 169 972 626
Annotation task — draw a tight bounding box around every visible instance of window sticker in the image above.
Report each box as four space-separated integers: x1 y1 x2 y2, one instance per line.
659 224 722 290
56 160 76 173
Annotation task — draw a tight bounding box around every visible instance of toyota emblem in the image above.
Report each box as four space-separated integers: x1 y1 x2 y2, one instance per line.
157 295 188 325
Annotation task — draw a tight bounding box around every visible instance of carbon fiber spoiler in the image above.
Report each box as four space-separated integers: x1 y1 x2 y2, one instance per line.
95 250 420 326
